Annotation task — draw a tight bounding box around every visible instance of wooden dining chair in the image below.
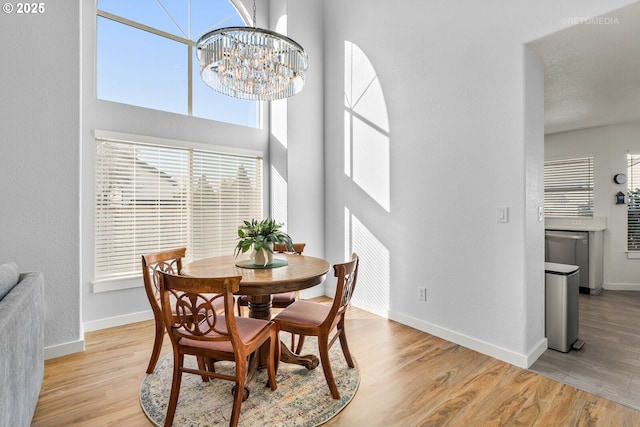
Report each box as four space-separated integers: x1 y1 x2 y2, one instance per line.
158 271 279 427
142 248 227 376
273 253 359 399
236 243 307 317
141 248 186 374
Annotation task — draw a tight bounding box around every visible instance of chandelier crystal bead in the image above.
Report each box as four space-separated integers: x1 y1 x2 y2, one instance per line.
196 25 308 101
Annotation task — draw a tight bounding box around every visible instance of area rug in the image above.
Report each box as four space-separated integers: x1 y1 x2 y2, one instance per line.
140 337 359 426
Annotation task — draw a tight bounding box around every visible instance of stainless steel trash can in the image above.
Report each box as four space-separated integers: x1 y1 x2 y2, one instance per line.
545 262 579 352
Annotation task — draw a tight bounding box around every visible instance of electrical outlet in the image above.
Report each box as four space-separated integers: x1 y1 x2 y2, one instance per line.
418 287 427 301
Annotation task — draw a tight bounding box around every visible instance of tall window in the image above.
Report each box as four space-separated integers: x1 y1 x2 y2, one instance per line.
96 0 258 128
627 154 640 251
95 135 263 282
544 157 594 218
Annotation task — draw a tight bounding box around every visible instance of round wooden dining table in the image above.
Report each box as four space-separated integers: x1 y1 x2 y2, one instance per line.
182 253 330 369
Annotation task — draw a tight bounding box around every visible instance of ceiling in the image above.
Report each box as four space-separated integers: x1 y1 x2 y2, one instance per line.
529 1 640 135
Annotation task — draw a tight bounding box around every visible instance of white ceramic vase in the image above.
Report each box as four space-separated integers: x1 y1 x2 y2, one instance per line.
252 245 273 266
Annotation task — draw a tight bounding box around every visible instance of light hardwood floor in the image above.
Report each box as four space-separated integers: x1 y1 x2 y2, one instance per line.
33 298 640 426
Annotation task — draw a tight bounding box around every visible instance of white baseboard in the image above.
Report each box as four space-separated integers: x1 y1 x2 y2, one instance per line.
44 311 155 360
45 339 85 360
604 282 640 291
83 310 154 332
526 337 549 367
389 310 546 369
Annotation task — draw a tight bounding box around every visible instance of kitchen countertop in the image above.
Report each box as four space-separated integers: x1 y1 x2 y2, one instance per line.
545 224 606 232
544 217 606 232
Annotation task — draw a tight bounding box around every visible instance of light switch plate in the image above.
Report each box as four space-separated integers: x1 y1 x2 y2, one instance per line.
497 207 508 223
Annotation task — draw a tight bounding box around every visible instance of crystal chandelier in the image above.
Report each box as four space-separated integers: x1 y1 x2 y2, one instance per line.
196 0 308 101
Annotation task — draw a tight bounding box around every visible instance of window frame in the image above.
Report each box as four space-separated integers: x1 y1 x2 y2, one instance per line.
544 156 594 219
627 154 640 253
95 3 261 128
97 10 193 115
92 130 264 292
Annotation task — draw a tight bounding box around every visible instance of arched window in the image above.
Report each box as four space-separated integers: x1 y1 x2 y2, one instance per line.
96 0 258 128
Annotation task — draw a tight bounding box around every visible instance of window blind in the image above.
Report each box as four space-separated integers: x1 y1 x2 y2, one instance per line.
95 137 262 281
544 157 594 218
628 154 640 251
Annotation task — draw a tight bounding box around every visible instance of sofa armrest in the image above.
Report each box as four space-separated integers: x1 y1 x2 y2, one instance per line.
0 271 45 427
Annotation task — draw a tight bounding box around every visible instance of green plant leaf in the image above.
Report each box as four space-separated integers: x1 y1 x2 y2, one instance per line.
234 217 293 257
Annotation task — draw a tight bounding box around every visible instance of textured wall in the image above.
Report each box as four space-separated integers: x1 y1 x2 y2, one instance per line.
0 2 81 351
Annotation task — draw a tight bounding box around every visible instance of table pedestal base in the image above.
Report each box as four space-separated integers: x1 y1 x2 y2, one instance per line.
280 342 319 369
247 295 272 319
247 295 320 371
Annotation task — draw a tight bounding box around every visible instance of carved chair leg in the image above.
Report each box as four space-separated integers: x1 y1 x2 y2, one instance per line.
337 319 355 368
164 353 184 427
197 357 210 382
205 357 217 373
230 365 247 427
295 335 306 355
289 333 296 352
146 319 165 374
318 334 340 399
269 330 280 384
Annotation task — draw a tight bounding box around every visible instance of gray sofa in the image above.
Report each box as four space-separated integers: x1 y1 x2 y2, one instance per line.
0 262 44 427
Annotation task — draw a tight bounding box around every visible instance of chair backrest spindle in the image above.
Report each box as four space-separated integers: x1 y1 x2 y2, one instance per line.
142 248 186 302
327 253 359 324
159 272 242 349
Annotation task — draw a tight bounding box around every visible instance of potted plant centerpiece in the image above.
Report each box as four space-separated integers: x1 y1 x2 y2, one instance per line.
234 218 293 266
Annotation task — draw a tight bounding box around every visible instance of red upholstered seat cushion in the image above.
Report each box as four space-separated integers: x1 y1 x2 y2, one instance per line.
273 300 330 327
271 292 297 308
178 316 271 353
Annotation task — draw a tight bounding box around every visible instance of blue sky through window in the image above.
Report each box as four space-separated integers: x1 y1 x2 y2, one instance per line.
96 0 258 128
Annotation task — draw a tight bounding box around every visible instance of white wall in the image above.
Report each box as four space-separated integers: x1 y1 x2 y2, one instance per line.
546 124 640 289
286 0 325 269
524 47 547 357
321 0 637 367
0 2 81 355
269 0 325 300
